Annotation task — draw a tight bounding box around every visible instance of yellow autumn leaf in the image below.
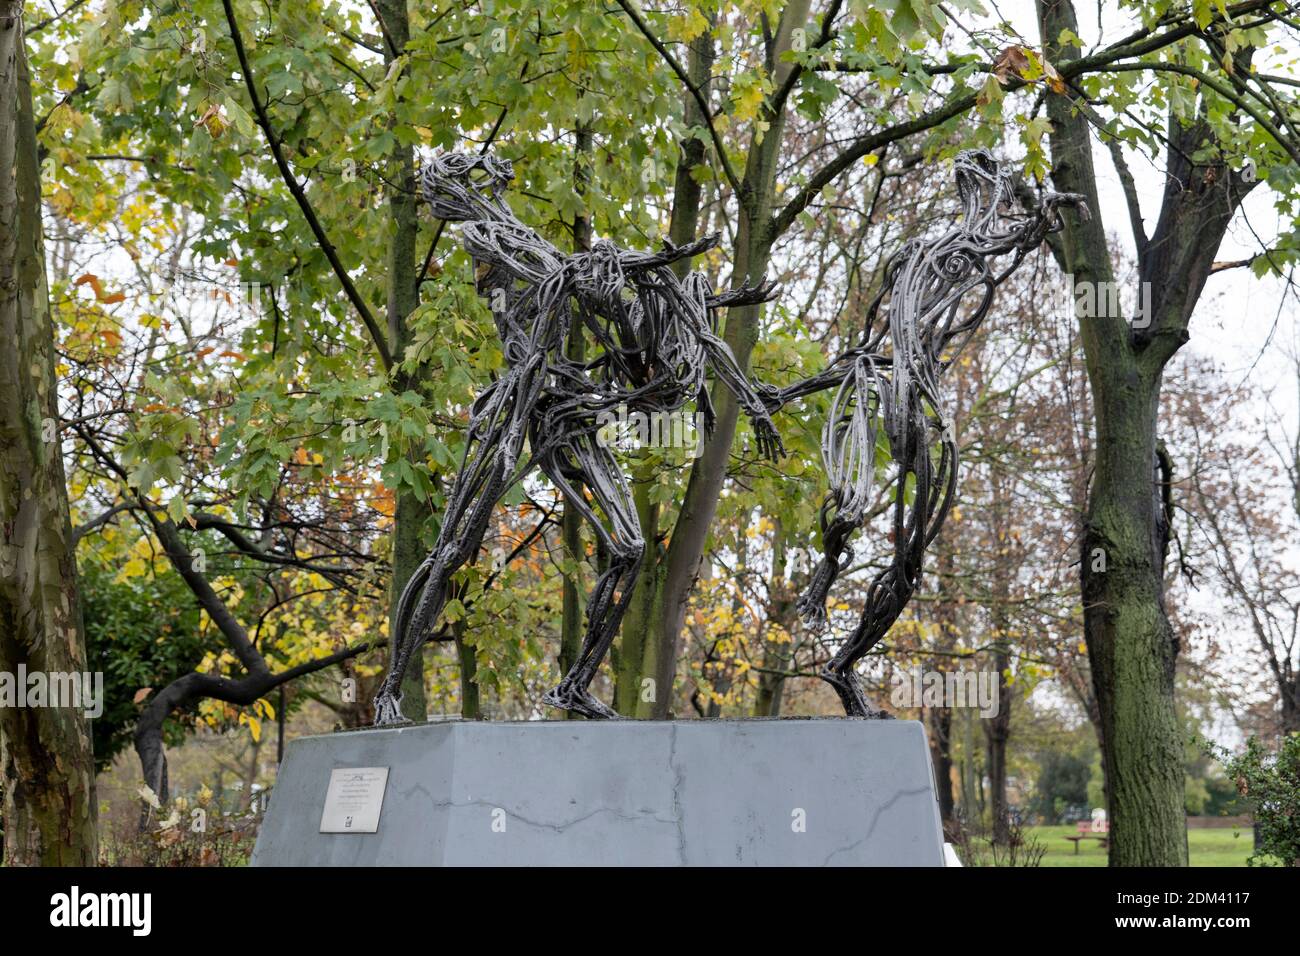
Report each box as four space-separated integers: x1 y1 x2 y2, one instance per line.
119 556 148 580
667 7 710 42
730 73 770 125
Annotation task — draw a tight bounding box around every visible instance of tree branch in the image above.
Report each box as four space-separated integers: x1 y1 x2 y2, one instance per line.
771 0 1283 245
1071 96 1148 251
221 0 394 371
74 424 269 676
767 0 844 121
613 0 743 197
71 500 133 545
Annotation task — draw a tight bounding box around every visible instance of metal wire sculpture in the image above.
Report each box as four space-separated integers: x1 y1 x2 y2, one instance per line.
372 151 784 724
767 149 1086 716
371 148 1083 725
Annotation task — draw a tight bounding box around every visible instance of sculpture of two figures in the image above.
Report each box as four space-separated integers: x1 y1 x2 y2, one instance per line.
371 149 1085 725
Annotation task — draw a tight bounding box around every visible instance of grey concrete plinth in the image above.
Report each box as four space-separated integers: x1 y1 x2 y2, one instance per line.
251 718 945 866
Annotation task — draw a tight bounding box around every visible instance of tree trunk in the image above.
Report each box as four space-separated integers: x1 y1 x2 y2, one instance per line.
615 455 660 714
984 645 1012 844
928 706 956 827
620 23 713 716
927 538 960 828
376 0 428 723
1039 0 1180 865
0 1 99 866
641 1 811 717
1282 678 1299 735
641 215 769 719
753 517 794 717
453 620 479 719
984 474 1014 845
958 707 980 824
1080 379 1186 864
559 120 592 710
1039 0 1250 865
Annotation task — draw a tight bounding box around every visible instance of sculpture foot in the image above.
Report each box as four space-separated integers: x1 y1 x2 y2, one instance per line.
796 557 836 631
542 684 621 719
819 667 893 719
796 592 829 632
373 692 407 726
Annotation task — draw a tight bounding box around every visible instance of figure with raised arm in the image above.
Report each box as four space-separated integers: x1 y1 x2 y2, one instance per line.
765 149 1086 716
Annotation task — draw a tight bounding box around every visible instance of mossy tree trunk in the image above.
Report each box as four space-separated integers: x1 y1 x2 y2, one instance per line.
1039 0 1254 865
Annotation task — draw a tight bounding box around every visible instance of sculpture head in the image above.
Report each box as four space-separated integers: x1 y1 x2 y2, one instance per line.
419 151 516 222
951 148 1089 245
574 238 628 310
952 148 1016 234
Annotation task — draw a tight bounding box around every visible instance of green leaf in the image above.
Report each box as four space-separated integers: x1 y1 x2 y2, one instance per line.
222 95 257 139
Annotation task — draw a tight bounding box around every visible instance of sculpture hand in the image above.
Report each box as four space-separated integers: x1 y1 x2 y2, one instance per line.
750 410 786 462
1041 189 1090 223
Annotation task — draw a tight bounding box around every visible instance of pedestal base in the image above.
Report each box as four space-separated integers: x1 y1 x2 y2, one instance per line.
251 718 946 866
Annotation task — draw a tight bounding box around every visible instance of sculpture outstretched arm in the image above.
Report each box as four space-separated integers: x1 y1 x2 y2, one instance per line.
706 276 782 311
762 347 878 411
620 234 721 271
766 160 1088 414
645 270 782 460
696 327 785 461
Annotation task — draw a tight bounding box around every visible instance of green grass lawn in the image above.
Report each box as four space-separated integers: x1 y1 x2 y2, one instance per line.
1024 825 1256 866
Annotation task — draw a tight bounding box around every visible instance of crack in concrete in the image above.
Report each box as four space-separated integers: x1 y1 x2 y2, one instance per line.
428 796 679 834
821 786 934 865
668 724 687 864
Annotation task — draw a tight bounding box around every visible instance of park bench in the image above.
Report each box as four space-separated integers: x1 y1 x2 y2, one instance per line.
1064 819 1109 854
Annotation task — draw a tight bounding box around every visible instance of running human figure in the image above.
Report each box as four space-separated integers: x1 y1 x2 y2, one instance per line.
372 152 784 724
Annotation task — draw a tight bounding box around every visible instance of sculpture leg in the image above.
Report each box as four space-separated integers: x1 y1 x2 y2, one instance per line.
799 357 882 629
797 514 857 629
818 414 956 717
819 568 909 718
373 374 537 726
539 433 643 719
